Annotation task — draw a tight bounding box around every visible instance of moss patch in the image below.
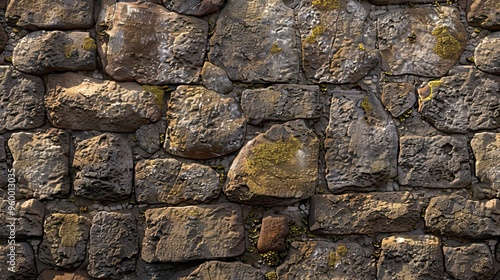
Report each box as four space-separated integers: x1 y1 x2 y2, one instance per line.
305 24 326 43
59 214 82 247
432 26 462 59
142 85 165 107
270 43 283 54
360 96 373 114
265 271 278 280
82 36 96 51
312 0 340 10
328 245 348 267
247 138 302 175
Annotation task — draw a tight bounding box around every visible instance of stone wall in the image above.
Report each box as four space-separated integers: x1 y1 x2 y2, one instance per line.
0 0 499 279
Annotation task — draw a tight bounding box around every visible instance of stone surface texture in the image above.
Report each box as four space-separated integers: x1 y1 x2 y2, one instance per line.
471 132 500 198
36 270 94 280
0 199 45 238
0 243 37 280
201 61 233 94
474 33 500 75
257 215 290 253
163 0 224 16
381 83 416 118
467 0 500 30
175 261 265 280
444 243 494 280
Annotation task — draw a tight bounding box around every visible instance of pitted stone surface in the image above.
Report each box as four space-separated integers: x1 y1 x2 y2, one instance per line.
142 203 245 262
398 135 471 189
163 0 224 16
444 243 494 280
0 199 45 239
325 91 398 193
224 120 318 205
134 123 161 154
37 270 94 280
164 86 246 159
39 214 90 269
425 195 500 239
474 33 500 75
45 72 162 133
241 85 322 124
297 0 378 84
378 7 466 77
467 0 500 30
0 243 37 280
88 212 138 278
0 25 7 52
73 133 133 201
381 83 416 118
103 2 208 84
201 61 233 94
176 261 265 280
8 129 70 200
418 66 500 133
209 0 300 83
257 215 290 253
471 133 500 199
276 241 375 280
0 66 46 133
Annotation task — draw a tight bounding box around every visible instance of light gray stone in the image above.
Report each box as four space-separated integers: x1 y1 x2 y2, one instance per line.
0 199 45 239
467 0 500 30
444 243 494 280
381 83 416 118
134 123 161 154
163 0 224 16
471 132 500 199
175 261 265 280
474 32 500 75
201 62 233 94
0 242 37 280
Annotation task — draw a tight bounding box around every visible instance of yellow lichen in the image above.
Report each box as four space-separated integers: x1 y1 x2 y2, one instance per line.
265 271 278 280
270 43 283 54
328 245 348 267
358 43 365 51
312 0 340 10
82 36 97 51
431 26 463 59
247 138 302 174
337 245 348 257
64 44 76 59
59 214 82 247
142 85 165 107
422 80 442 101
305 24 326 43
361 96 373 114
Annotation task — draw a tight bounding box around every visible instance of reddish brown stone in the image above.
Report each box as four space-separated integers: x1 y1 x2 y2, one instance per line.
257 215 291 253
37 270 95 280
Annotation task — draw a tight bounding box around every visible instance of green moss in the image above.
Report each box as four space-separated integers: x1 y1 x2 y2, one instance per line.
328 245 348 267
247 138 302 174
270 43 283 54
265 271 278 280
82 36 97 51
361 96 372 114
337 245 348 257
305 24 326 43
142 85 165 107
260 251 287 267
312 0 340 10
432 26 462 59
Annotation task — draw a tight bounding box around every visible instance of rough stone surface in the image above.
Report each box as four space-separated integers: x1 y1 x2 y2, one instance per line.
377 235 443 280
134 123 161 154
45 72 162 133
201 61 233 94
0 162 7 189
39 214 90 269
297 0 378 84
209 0 300 83
398 135 471 189
163 0 224 16
88 212 138 278
37 270 94 280
471 133 500 199
142 203 245 262
176 261 265 280
257 215 290 253
0 66 46 133
310 192 420 235
0 243 37 280
418 66 500 133
164 86 246 159
381 83 416 118
103 2 208 84
12 31 96 75
444 243 494 280
225 120 318 205
467 0 500 30
241 85 322 124
5 0 93 30
8 129 70 200
378 7 467 77
325 91 398 193
0 199 45 239
474 33 500 75
277 241 375 280
135 158 220 204
369 0 444 4
73 133 133 201
0 25 7 52
425 195 500 238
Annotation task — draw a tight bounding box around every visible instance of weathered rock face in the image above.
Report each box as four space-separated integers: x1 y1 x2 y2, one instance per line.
309 192 420 235
443 243 494 280
474 33 500 75
369 0 443 4
325 91 398 193
241 85 322 124
8 129 70 200
418 66 500 133
39 214 90 269
88 212 138 278
277 241 375 280
209 0 300 83
164 86 246 159
381 83 416 118
163 0 224 16
471 133 500 198
45 72 162 132
424 195 500 238
5 0 93 30
134 123 161 154
142 203 245 262
467 0 500 30
398 135 471 189
0 66 46 133
378 7 467 77
224 120 318 205
0 243 37 280
377 235 443 280
297 0 378 84
257 215 290 253
201 62 233 94
37 270 94 280
176 261 265 280
12 31 96 75
135 158 220 204
73 133 133 201
0 25 7 53
103 2 208 84
0 199 45 239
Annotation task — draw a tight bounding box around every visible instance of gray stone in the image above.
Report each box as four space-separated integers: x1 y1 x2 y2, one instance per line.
201 62 233 94
325 91 398 193
0 242 37 280
135 158 220 205
39 214 90 269
103 2 208 84
12 31 96 75
0 137 5 161
164 86 246 159
471 132 500 198
378 7 467 77
398 135 471 189
0 66 46 133
369 0 444 4
8 129 70 200
224 120 318 205
474 33 500 75
309 192 420 235
134 123 161 154
418 66 500 133
5 0 93 30
163 0 224 16
424 195 500 239
208 0 300 83
45 72 162 133
276 241 375 280
73 133 133 201
241 85 322 124
297 0 378 84
381 83 416 118
175 261 265 280
377 235 443 280
88 211 138 278
0 199 45 239
0 25 7 52
257 215 290 253
141 203 245 262
444 243 494 280
0 163 7 189
467 0 500 30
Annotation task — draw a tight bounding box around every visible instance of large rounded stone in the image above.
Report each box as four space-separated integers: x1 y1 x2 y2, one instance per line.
474 32 500 75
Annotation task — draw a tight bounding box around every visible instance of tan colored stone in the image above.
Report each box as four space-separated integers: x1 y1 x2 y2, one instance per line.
0 243 37 280
444 243 494 280
0 199 45 239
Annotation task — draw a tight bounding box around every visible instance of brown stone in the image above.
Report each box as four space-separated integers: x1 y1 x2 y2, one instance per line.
0 199 45 239
467 0 500 30
175 261 265 280
163 0 224 16
257 215 290 253
474 32 500 75
0 243 37 280
444 243 494 280
381 83 416 118
201 61 233 94
471 132 500 198
37 270 95 280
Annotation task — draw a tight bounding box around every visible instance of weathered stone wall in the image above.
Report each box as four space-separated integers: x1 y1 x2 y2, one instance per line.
0 0 499 279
